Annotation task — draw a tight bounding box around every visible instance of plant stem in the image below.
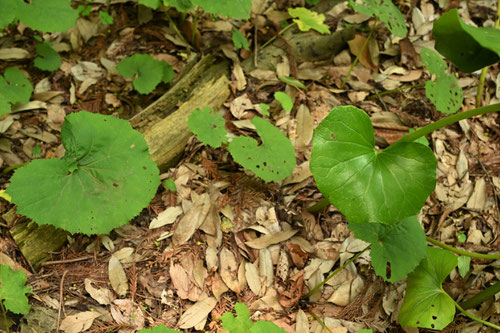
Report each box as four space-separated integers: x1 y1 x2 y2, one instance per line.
341 20 377 89
475 0 500 107
396 103 500 144
460 281 500 310
307 197 330 213
426 236 500 259
368 82 425 99
0 300 10 333
454 299 500 330
307 310 333 333
303 245 371 299
260 23 296 49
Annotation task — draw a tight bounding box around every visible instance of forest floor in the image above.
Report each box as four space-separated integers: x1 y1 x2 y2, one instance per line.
0 0 499 332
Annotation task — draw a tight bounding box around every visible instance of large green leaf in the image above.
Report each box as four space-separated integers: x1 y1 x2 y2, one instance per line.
0 264 32 314
349 216 426 282
0 0 20 30
433 9 500 73
398 246 457 330
17 0 78 33
7 111 160 235
310 106 436 224
421 48 462 114
348 0 407 38
222 303 286 333
194 0 252 19
228 117 295 182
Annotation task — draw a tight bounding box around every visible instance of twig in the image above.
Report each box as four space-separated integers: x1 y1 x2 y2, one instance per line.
41 256 95 266
56 270 68 333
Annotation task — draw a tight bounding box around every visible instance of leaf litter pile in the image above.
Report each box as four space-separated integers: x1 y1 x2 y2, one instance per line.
0 0 499 332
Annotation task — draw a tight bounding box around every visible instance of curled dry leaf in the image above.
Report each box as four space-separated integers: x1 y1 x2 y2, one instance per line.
245 229 299 249
84 278 113 305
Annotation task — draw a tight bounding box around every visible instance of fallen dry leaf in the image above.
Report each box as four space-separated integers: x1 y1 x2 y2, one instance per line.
59 311 101 333
108 255 128 297
178 297 217 329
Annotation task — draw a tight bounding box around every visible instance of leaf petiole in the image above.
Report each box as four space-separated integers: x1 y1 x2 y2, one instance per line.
426 236 500 260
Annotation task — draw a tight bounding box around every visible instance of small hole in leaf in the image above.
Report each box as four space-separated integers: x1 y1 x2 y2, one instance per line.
416 321 420 324
103 119 107 122
431 324 435 328
130 144 135 149
113 183 119 187
331 133 336 140
263 162 267 167
386 262 391 279
432 315 437 320
142 166 147 170
431 304 435 307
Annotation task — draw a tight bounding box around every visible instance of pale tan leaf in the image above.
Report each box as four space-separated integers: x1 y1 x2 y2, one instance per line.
245 262 261 295
84 279 113 305
108 255 128 297
245 230 299 249
178 297 217 329
173 193 210 245
211 273 229 300
295 105 314 149
466 178 487 210
0 48 30 60
59 311 101 333
150 206 183 229
259 248 274 287
110 299 145 332
170 263 190 299
219 248 240 293
295 309 310 333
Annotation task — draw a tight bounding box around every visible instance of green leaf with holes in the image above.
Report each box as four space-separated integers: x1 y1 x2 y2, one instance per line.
137 324 181 333
0 264 32 314
274 92 293 112
17 0 78 32
398 246 457 330
433 9 500 73
0 67 33 105
7 111 160 235
310 106 436 224
232 30 250 50
348 0 407 38
188 106 229 148
349 216 426 282
288 7 330 34
34 42 61 71
228 117 295 182
421 48 462 114
117 54 174 94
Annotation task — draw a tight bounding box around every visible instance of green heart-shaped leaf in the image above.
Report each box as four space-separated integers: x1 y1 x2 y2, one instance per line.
310 106 436 224
421 48 462 114
398 246 457 330
188 106 229 148
17 0 78 33
433 9 500 73
34 42 61 72
228 117 295 182
7 111 160 235
0 67 33 105
349 216 426 282
0 265 32 315
117 54 174 94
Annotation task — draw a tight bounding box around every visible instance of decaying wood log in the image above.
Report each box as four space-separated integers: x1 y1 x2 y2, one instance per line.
9 55 230 269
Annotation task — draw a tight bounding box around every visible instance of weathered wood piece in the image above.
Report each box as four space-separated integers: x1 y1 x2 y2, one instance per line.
9 55 230 269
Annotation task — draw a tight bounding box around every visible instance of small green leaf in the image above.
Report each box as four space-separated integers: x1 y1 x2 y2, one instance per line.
310 106 436 224
17 0 78 33
0 67 33 104
222 303 286 333
348 0 407 38
77 4 92 16
0 100 11 117
163 178 177 191
7 111 160 235
274 92 293 112
258 103 270 116
433 9 500 73
232 30 250 51
288 7 330 34
228 117 296 182
457 255 471 278
349 216 427 282
398 246 457 330
139 0 162 9
0 0 20 30
222 303 254 333
0 264 32 315
32 144 41 158
279 76 307 90
188 107 229 148
117 54 174 94
34 42 61 72
421 48 462 114
99 11 114 25
193 0 252 19
457 232 466 242
137 324 181 333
